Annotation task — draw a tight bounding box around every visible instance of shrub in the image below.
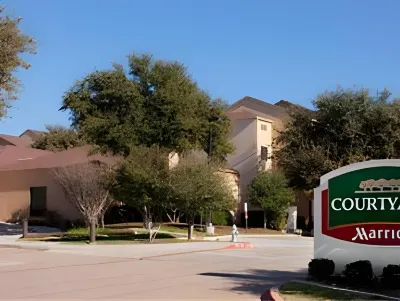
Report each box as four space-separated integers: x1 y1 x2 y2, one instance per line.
45 211 69 229
275 213 287 231
343 260 374 287
212 211 230 226
381 264 400 289
65 219 86 229
308 258 335 280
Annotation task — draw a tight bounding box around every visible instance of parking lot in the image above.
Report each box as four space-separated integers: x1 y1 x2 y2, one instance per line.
0 236 313 300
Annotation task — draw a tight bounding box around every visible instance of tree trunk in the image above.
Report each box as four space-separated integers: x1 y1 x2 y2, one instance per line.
166 211 174 223
149 224 162 243
89 218 96 243
142 206 152 230
100 214 105 229
263 211 267 230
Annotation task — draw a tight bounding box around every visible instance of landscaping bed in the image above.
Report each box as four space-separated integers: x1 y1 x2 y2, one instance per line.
307 258 400 299
280 281 387 300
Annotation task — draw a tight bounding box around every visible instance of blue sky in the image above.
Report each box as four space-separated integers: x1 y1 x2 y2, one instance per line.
2 0 400 135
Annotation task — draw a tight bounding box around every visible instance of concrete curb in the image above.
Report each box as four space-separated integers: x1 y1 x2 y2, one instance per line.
292 280 400 301
260 287 283 301
200 234 300 241
0 242 49 251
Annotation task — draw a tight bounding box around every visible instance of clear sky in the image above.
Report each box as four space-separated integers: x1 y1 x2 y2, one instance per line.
2 0 400 135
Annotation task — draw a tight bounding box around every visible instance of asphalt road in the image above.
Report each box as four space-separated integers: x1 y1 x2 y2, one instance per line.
0 236 313 300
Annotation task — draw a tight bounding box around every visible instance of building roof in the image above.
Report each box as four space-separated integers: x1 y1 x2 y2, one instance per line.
226 110 275 122
0 134 34 147
274 99 314 114
19 129 46 141
227 96 289 120
0 146 120 171
0 145 52 167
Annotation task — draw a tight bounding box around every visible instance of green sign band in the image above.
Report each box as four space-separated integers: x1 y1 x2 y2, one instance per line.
328 166 400 228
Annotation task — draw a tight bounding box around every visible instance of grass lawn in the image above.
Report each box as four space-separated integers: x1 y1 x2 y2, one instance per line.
21 228 180 244
21 222 284 245
59 238 202 245
21 236 208 245
280 281 387 301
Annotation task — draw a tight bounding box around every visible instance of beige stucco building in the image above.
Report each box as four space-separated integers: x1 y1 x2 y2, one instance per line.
0 132 116 225
226 97 310 226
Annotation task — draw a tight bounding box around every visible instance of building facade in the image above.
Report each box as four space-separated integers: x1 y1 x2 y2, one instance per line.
0 131 117 224
226 96 310 227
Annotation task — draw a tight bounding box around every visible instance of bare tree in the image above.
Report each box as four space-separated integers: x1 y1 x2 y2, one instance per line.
52 162 114 243
165 202 184 223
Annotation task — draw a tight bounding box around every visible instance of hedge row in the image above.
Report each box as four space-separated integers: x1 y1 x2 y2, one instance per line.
308 259 400 289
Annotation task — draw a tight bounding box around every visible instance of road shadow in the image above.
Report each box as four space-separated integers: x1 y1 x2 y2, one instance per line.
199 268 308 296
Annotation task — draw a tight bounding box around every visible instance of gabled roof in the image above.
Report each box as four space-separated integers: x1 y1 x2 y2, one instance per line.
227 96 288 120
0 134 34 147
19 129 45 140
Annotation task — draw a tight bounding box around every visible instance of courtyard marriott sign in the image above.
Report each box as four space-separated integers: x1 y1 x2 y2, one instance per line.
314 160 400 273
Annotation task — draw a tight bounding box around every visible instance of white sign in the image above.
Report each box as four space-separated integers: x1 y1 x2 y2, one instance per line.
314 159 400 274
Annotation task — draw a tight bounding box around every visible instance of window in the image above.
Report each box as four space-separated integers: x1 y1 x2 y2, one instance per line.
30 186 47 216
260 124 267 131
261 146 268 161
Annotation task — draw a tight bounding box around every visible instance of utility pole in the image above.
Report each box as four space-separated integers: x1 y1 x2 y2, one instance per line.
206 121 213 233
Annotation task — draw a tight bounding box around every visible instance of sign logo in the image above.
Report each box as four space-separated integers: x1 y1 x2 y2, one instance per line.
321 166 400 245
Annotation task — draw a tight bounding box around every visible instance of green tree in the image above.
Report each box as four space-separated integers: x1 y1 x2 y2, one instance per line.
112 145 172 242
31 125 85 152
61 67 141 156
0 6 36 119
204 99 235 162
61 53 233 160
275 87 400 192
171 157 235 239
248 171 294 229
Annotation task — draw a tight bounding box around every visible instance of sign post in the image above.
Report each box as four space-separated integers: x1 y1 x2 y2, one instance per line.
244 202 248 230
314 160 400 274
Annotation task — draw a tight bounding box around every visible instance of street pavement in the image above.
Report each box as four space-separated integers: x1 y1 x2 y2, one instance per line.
0 236 313 300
